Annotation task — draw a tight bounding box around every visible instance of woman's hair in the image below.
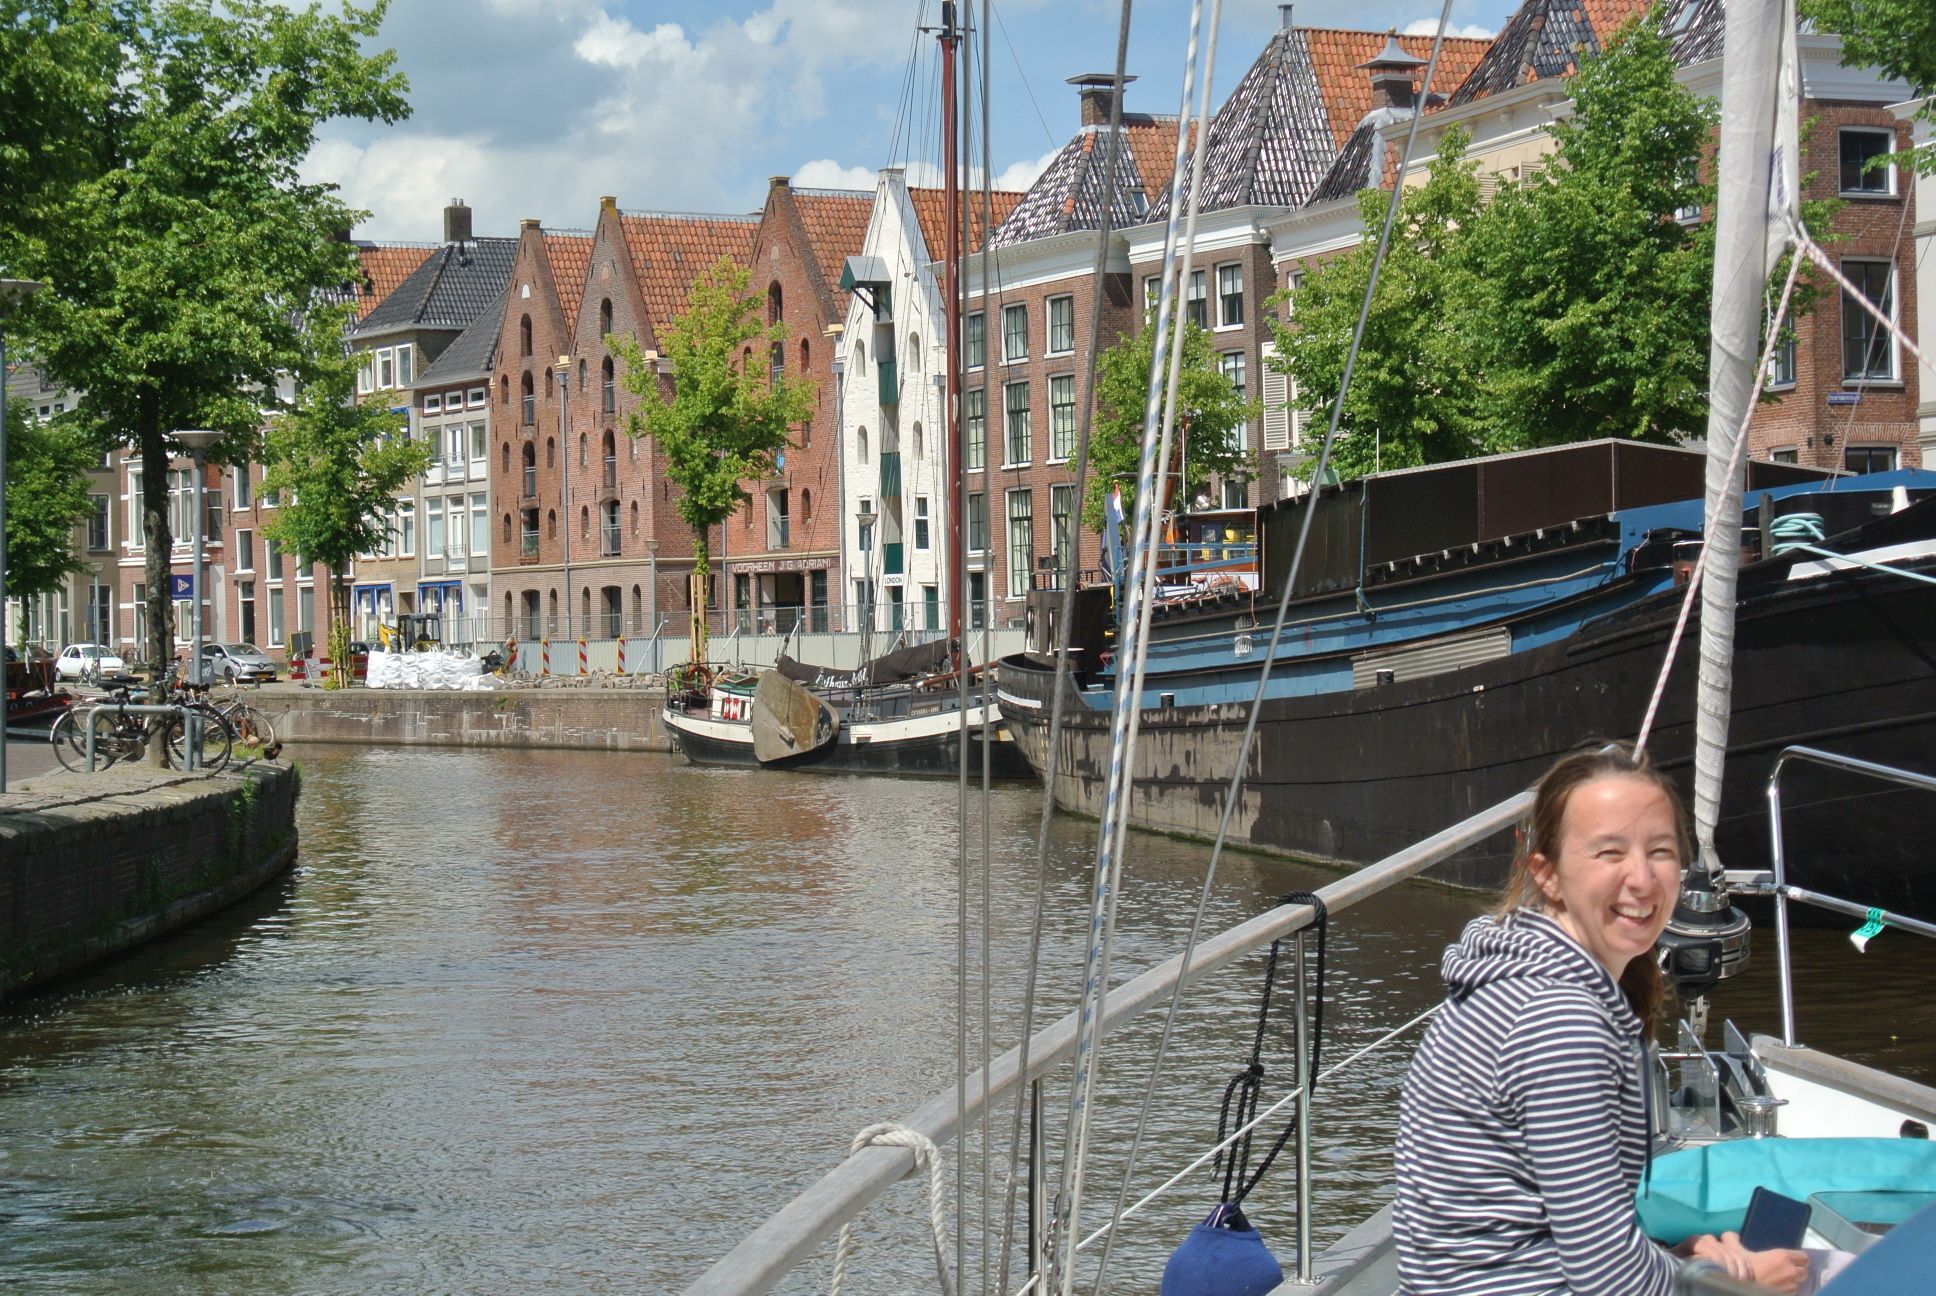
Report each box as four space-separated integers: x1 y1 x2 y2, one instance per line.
1495 743 1689 1032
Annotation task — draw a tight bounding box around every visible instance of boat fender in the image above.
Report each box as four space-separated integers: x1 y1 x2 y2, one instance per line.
1160 1201 1283 1296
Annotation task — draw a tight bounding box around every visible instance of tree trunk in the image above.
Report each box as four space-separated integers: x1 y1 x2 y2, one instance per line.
690 530 710 666
138 408 173 766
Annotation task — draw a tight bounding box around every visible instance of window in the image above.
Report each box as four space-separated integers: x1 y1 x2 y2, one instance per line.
266 538 283 581
521 373 535 425
858 425 869 465
1219 351 1248 453
1841 259 1897 381
427 498 444 560
1839 128 1895 196
966 312 985 369
126 467 143 549
425 393 443 415
1768 315 1797 389
1769 448 1799 465
1048 296 1075 353
914 496 931 551
396 343 413 386
1185 269 1207 328
468 386 486 409
445 424 466 473
600 298 613 337
1006 488 1034 598
233 462 252 509
1217 263 1244 327
1051 484 1076 588
398 499 416 555
1049 375 1077 460
601 500 620 555
1144 275 1162 314
265 584 284 647
357 354 374 394
923 584 940 632
967 492 987 554
87 494 110 550
377 348 394 390
602 356 615 413
237 581 255 645
520 315 533 357
1844 446 1898 474
1002 303 1028 362
968 571 987 630
298 585 315 637
1004 381 1031 465
965 389 986 471
234 528 253 572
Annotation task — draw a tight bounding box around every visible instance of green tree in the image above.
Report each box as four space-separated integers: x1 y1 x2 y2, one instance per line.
260 314 431 687
1266 130 1486 480
3 408 98 639
1084 312 1260 532
1459 12 1717 450
612 257 814 665
0 0 407 693
1802 0 1936 171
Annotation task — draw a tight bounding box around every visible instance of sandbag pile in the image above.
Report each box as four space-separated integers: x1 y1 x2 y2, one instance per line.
364 649 498 691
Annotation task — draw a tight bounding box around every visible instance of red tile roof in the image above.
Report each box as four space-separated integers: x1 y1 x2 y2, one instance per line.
354 244 435 320
617 213 761 332
908 187 1025 258
1302 29 1492 149
542 232 595 332
789 189 875 310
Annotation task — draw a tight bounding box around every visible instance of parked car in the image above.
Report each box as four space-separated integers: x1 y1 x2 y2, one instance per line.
53 643 127 681
199 642 278 683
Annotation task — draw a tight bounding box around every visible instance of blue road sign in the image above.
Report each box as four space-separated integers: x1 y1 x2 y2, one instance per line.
169 573 195 599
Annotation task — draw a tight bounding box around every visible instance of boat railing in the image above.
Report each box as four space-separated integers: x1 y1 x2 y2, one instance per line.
1724 746 1936 1047
683 785 1533 1295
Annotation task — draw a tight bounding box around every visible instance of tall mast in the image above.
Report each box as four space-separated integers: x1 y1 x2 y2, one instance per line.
939 0 965 670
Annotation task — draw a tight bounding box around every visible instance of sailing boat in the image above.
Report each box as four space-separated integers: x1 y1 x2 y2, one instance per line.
685 0 1936 1292
662 2 1028 779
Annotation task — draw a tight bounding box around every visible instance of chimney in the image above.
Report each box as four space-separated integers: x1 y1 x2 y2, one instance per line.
1067 71 1137 128
1356 32 1429 111
520 218 541 232
1278 3 1294 30
770 175 791 189
444 198 472 245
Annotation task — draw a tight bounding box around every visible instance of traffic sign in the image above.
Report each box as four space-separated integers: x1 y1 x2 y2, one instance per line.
169 573 195 599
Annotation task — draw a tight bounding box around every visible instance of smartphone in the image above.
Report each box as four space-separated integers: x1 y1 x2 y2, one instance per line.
1740 1186 1811 1251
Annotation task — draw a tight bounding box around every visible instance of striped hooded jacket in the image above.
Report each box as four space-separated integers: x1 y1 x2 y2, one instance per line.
1392 912 1675 1295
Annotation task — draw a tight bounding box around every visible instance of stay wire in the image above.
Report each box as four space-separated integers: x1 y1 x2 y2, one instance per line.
978 5 997 1292
998 0 1130 1286
1083 0 1459 1276
994 0 1137 1289
1079 2 1225 1291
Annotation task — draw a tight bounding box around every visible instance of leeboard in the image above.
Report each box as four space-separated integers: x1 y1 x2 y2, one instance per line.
751 670 840 765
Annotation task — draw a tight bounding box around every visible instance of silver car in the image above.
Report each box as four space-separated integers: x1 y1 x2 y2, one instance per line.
200 642 278 683
54 642 127 681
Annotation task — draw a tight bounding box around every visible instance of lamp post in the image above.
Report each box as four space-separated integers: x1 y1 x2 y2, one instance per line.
855 505 877 668
556 355 571 640
645 536 660 671
1 278 46 796
173 429 222 771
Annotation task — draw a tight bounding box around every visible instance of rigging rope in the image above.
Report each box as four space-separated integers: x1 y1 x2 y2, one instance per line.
828 1123 956 1296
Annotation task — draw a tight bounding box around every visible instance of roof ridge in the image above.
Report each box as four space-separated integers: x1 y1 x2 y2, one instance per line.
788 187 873 199
618 209 762 223
542 228 596 239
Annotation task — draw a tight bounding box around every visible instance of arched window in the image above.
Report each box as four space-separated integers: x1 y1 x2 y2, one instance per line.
521 442 536 497
520 315 532 356
907 333 921 370
855 340 867 375
580 586 590 627
500 375 509 404
631 584 643 632
546 509 556 538
602 431 616 488
912 421 923 461
600 298 613 337
545 437 555 468
504 592 513 631
601 356 615 413
629 500 639 534
547 589 558 632
501 443 511 473
858 425 869 464
579 432 588 467
544 368 553 399
580 504 590 539
520 372 534 425
769 342 784 388
502 514 512 543
767 281 782 324
800 488 813 523
800 338 810 373
577 359 586 391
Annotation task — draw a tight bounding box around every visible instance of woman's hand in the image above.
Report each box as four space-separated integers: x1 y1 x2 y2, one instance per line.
1745 1243 1810 1294
1677 1232 1809 1293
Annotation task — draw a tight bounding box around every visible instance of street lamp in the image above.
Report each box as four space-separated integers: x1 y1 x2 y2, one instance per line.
855 505 878 665
173 430 223 692
0 277 46 797
556 354 570 639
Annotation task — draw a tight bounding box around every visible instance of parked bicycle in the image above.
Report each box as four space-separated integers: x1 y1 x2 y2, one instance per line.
49 666 235 773
207 683 277 753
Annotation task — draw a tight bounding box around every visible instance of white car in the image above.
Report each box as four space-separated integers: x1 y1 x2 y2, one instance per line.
54 643 128 681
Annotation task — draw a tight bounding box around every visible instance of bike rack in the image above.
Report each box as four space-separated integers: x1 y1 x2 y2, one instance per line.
80 702 214 772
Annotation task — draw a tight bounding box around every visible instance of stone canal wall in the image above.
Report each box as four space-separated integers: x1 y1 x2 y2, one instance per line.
261 685 673 752
0 763 299 997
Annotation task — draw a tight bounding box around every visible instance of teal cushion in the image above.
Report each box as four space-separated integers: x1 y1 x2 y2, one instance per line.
1637 1138 1936 1244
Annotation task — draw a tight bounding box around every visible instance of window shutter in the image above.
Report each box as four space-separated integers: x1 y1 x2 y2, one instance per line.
1261 340 1291 451
1476 172 1500 204
1516 160 1547 189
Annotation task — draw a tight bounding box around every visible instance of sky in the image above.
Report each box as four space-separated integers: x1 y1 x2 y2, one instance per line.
304 0 1529 243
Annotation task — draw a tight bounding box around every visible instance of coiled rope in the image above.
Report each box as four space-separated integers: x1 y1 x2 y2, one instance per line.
828 1123 955 1296
1768 512 1825 554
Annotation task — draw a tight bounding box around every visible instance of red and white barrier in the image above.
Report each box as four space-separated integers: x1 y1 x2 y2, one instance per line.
540 637 551 676
616 636 628 675
577 636 588 676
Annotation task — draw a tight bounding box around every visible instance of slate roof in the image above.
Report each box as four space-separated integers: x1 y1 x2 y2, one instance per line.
989 116 1181 248
1307 107 1411 205
542 231 596 333
786 187 874 315
411 294 503 388
908 187 1025 258
1440 0 1735 107
352 236 518 335
351 243 436 321
616 212 760 332
1149 28 1490 218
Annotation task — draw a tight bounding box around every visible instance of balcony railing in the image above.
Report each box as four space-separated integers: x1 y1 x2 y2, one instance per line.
520 531 539 561
878 451 901 503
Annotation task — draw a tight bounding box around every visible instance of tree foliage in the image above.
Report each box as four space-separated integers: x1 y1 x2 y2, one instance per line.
1802 0 1936 170
260 311 432 682
613 257 814 660
1084 312 1259 532
3 408 98 607
1269 15 1720 478
0 0 408 680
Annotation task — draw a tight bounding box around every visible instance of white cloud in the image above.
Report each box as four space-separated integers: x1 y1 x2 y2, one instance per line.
993 149 1061 194
1401 19 1496 39
573 14 692 69
792 159 880 190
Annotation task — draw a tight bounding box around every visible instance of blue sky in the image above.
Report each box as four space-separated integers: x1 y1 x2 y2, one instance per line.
306 0 1528 242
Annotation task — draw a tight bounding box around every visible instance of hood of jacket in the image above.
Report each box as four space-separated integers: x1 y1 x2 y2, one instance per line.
1441 910 1641 1038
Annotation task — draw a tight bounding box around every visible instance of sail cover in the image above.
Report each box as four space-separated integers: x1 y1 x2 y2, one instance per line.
774 638 956 691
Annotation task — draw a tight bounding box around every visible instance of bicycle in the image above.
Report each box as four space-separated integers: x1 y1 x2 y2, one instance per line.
208 683 276 752
50 674 234 773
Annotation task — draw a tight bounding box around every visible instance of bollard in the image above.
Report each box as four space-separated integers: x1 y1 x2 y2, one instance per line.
541 637 551 676
578 636 588 676
616 636 628 675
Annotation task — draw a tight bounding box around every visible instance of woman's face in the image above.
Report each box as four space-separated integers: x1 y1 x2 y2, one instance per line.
1530 773 1682 978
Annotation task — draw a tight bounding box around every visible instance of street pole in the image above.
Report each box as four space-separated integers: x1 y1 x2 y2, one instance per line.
0 278 47 797
646 536 660 674
557 356 571 640
175 429 222 771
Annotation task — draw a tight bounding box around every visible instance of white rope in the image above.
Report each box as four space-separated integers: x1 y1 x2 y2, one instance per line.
828 1123 956 1296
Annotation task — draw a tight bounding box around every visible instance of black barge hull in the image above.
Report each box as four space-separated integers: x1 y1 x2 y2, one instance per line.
663 705 1034 780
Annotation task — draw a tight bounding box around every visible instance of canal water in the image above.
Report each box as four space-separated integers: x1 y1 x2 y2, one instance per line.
2 747 1929 1293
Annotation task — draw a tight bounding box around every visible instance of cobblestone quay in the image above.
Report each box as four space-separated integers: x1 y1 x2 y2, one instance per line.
0 762 298 997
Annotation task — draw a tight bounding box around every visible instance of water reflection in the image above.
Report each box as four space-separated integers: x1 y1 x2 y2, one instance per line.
0 746 1925 1294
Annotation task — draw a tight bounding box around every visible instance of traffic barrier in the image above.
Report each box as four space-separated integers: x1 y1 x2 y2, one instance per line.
541 637 551 676
616 636 628 675
577 636 588 676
